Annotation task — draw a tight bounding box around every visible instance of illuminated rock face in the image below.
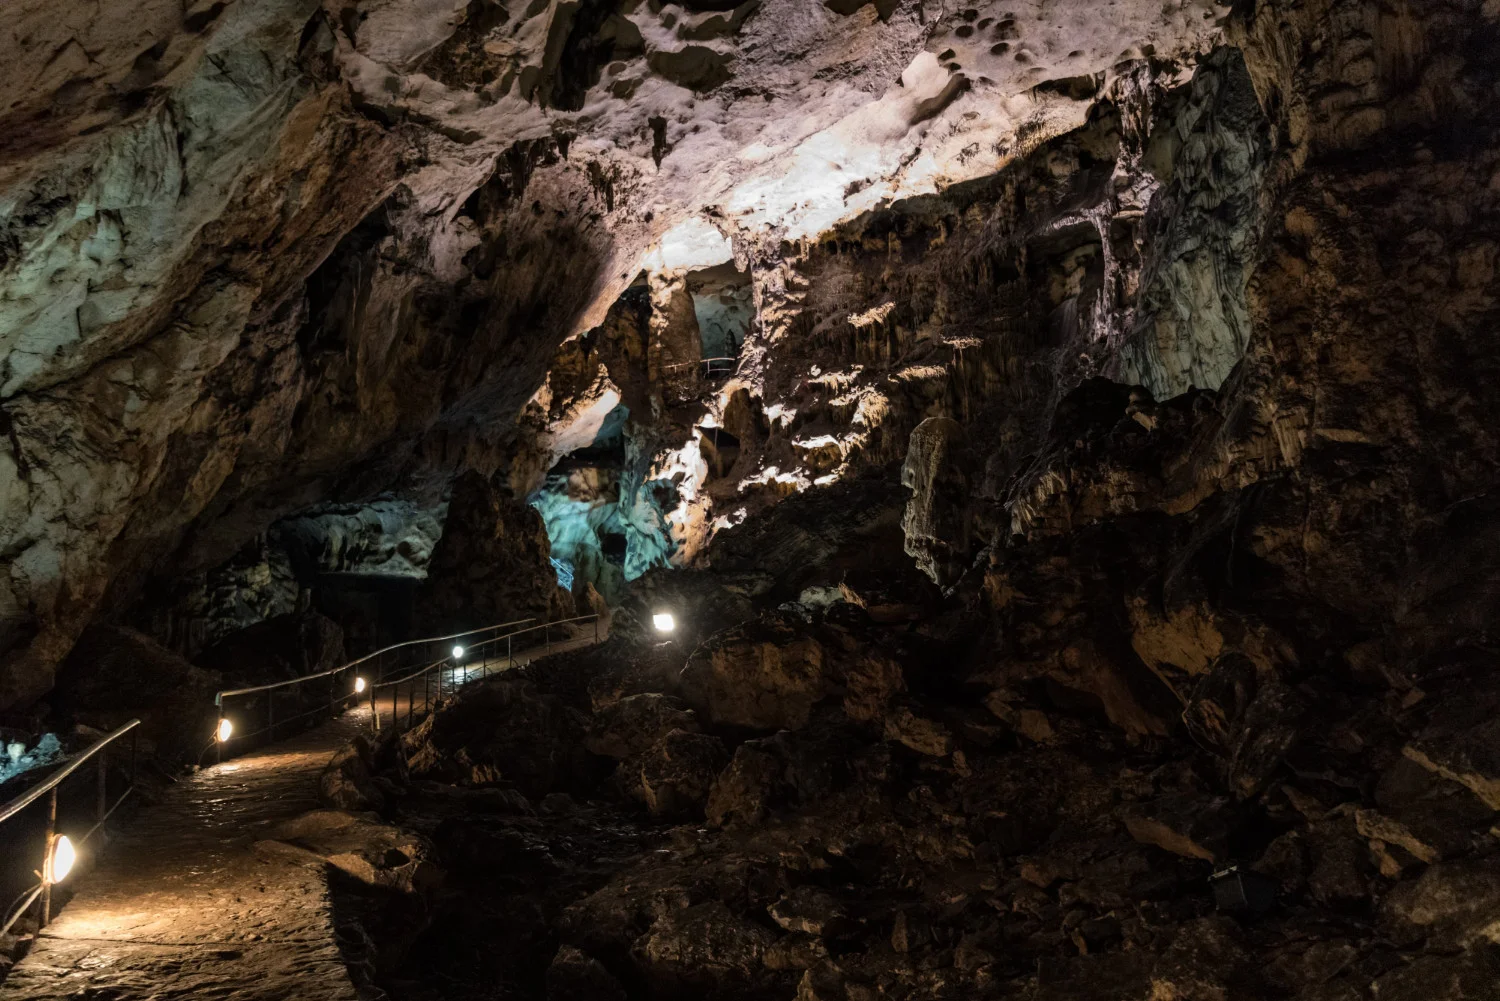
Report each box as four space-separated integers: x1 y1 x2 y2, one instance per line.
0 0 1232 708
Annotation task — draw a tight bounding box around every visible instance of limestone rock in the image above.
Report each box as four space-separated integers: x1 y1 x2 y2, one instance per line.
417 471 573 632
638 728 727 818
319 736 386 812
706 740 783 827
546 946 627 1001
1121 794 1232 862
679 611 830 730
1382 861 1500 948
586 693 699 760
636 902 777 981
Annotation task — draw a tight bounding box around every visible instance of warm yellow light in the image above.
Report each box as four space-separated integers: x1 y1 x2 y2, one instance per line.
216 717 233 742
354 677 367 694
652 612 676 633
47 835 76 883
452 645 465 660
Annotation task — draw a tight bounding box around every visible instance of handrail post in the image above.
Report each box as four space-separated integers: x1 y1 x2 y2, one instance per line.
508 634 512 669
369 683 379 732
41 786 57 927
594 615 599 643
546 621 551 654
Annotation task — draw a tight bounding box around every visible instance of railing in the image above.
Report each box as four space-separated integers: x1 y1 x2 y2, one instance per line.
368 614 601 734
0 719 141 936
662 356 739 377
212 617 536 760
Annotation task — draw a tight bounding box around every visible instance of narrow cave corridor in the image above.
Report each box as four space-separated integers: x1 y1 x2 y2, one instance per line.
3 0 1500 999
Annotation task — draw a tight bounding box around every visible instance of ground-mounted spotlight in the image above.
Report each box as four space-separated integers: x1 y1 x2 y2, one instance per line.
452 645 465 660
216 717 233 743
652 612 676 633
354 676 367 694
45 834 76 884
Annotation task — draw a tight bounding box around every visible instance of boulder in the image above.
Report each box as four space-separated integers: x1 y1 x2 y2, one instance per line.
1121 794 1232 862
415 471 573 633
402 678 592 798
1381 861 1500 948
636 902 777 981
706 741 783 827
639 729 727 817
1371 949 1500 1001
586 693 699 759
319 736 385 812
49 624 223 764
1403 682 1500 810
680 611 830 730
546 945 628 1001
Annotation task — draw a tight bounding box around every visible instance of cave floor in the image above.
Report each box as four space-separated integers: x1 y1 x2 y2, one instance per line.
1 633 601 1000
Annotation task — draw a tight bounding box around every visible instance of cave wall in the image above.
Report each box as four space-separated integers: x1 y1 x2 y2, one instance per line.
2 0 1237 710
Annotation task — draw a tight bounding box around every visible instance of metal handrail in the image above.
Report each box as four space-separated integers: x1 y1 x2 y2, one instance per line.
0 720 140 825
662 356 739 372
366 613 603 734
0 719 141 935
214 616 535 702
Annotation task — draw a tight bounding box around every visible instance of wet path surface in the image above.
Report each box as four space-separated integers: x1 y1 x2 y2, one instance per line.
1 712 371 1001
1 633 600 1001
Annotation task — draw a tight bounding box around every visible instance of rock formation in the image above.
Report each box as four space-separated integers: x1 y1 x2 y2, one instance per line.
4 0 1500 997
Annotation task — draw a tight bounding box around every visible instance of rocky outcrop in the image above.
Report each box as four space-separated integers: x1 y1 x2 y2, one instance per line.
416 471 573 632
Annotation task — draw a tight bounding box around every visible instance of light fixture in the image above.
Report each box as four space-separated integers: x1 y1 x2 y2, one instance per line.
452 645 465 660
46 834 76 884
354 676 367 694
216 717 233 743
652 612 676 633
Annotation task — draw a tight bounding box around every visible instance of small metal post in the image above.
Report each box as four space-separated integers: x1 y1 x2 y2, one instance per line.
508 634 513 669
594 616 599 643
406 682 413 729
546 622 552 654
369 684 379 732
41 786 57 927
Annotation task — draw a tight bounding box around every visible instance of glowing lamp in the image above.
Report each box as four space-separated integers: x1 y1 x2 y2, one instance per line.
216 717 233 743
652 612 676 633
452 645 465 660
46 834 76 884
354 676 367 694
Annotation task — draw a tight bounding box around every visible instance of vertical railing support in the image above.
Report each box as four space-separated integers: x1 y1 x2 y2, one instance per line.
41 787 57 928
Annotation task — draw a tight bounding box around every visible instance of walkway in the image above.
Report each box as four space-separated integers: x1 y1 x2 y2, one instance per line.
0 631 600 1000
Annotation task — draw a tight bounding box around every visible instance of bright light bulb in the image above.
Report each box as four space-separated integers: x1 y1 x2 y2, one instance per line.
48 835 76 883
452 645 465 660
216 717 233 742
354 677 367 694
652 612 676 633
